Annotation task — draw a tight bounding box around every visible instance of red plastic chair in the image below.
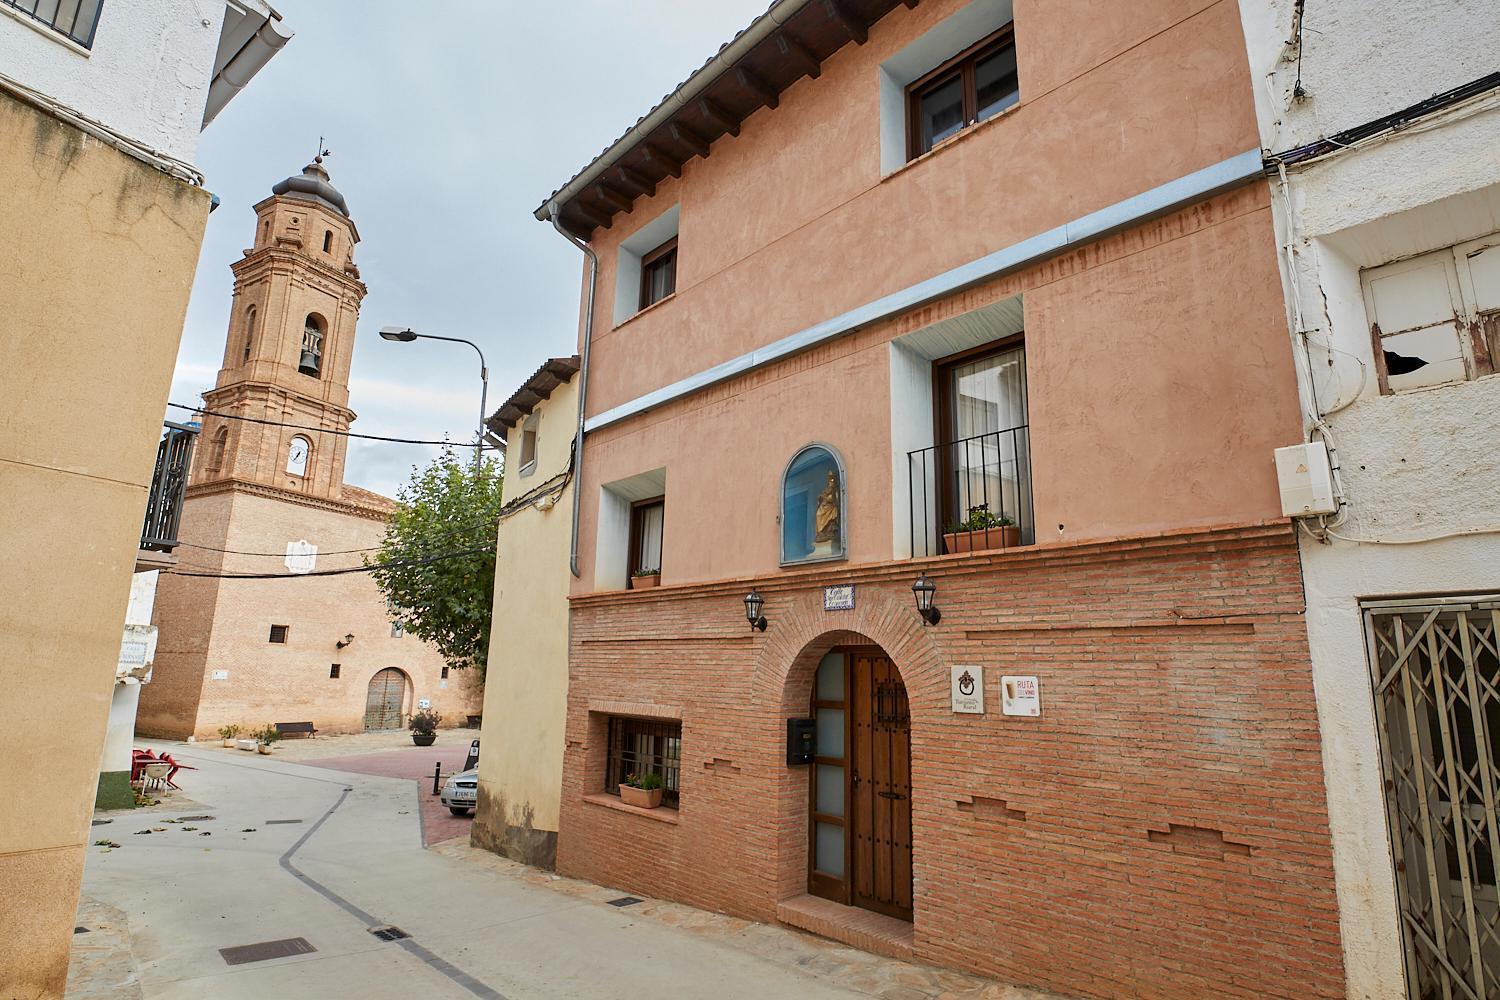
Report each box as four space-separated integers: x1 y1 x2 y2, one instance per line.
155 753 196 790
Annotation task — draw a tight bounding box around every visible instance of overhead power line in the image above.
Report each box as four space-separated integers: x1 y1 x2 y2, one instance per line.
174 513 501 558
163 544 493 580
167 402 479 448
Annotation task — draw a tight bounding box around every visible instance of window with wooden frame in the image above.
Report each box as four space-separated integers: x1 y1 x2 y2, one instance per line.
268 624 289 644
932 335 1031 545
604 716 681 808
516 412 539 476
628 496 665 583
906 25 1019 160
639 237 678 310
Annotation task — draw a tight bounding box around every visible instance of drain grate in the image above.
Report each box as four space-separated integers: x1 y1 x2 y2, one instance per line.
74 926 89 934
90 818 112 826
368 925 410 942
265 819 304 825
607 896 644 908
219 937 316 966
177 815 215 822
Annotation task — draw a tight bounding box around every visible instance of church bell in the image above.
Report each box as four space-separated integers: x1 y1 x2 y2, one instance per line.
298 350 321 376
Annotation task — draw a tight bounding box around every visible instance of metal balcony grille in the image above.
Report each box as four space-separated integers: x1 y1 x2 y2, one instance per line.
907 425 1033 558
2 0 105 48
140 422 197 553
1366 600 1500 999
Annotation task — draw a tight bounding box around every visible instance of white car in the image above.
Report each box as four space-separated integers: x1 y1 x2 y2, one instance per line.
440 768 478 816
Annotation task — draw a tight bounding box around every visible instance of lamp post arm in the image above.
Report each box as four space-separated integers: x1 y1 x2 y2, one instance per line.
408 333 488 474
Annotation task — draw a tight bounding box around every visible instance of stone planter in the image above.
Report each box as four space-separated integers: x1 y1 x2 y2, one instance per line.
619 785 663 809
256 743 272 755
412 733 436 747
222 739 236 748
235 739 258 752
631 573 660 590
942 526 1020 554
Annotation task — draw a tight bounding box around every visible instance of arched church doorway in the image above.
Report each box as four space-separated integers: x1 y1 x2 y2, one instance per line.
809 646 913 921
364 668 409 731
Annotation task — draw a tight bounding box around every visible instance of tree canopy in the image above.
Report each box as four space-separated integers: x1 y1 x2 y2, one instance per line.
368 449 502 679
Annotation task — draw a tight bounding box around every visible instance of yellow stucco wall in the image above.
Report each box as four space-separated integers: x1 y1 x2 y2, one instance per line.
0 93 209 998
472 377 578 867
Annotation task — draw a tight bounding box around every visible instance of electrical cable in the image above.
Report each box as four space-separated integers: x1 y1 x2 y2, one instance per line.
1326 526 1500 547
167 402 483 448
163 544 494 580
173 514 501 557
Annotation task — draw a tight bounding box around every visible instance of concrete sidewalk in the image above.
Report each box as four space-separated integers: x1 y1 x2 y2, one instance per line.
69 742 1057 1000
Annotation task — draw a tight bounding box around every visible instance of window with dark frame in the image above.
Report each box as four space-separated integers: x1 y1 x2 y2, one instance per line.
906 25 1019 160
268 624 289 644
933 336 1031 545
604 716 681 808
639 237 678 311
2 0 104 48
628 496 665 582
329 663 340 679
441 665 449 679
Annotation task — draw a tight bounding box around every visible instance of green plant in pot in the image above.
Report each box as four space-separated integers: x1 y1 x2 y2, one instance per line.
943 504 1020 554
218 724 242 748
620 771 665 809
409 708 441 746
252 724 281 755
630 566 661 590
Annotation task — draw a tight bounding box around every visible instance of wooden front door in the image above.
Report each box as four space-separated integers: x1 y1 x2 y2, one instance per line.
809 649 913 921
364 668 406 730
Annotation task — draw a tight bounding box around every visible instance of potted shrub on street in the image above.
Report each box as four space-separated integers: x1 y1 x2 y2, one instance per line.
410 708 440 747
619 772 664 809
253 724 281 755
630 567 661 590
219 724 242 748
942 504 1020 554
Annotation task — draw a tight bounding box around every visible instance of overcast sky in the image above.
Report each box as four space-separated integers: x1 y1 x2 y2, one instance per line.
172 1 768 498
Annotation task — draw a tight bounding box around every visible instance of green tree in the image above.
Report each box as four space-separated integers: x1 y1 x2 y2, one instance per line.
368 449 503 680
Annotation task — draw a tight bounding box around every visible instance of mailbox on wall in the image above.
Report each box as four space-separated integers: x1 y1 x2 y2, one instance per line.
786 717 815 765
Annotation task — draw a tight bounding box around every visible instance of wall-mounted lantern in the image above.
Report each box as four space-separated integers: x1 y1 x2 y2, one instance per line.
744 590 768 632
335 632 355 649
912 575 940 625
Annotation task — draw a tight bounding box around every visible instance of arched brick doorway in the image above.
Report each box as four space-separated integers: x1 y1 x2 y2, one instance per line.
364 667 409 730
809 643 913 920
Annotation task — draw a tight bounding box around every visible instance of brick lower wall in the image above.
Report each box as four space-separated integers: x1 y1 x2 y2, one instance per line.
558 523 1345 999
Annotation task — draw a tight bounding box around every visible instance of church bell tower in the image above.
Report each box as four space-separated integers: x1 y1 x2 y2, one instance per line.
193 154 367 500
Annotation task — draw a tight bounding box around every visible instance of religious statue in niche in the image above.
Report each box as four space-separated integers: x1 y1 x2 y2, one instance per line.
813 469 841 557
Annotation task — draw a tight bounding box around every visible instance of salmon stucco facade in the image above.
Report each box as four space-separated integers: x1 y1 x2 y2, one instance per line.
536 1 1346 996
140 162 479 741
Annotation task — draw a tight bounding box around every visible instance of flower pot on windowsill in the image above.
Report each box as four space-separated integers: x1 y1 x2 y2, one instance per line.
630 573 660 590
942 526 1021 554
619 785 664 809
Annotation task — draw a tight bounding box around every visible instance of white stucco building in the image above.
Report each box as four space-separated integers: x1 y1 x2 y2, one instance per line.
1238 3 1500 997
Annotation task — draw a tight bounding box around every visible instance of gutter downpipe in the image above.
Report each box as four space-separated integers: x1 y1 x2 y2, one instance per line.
549 203 598 578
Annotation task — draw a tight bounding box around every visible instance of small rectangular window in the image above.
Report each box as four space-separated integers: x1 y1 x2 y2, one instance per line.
391 621 405 638
329 663 341 679
441 665 450 679
628 497 665 581
605 716 682 808
907 26 1018 160
269 624 289 644
639 237 678 310
2 0 104 48
517 413 539 475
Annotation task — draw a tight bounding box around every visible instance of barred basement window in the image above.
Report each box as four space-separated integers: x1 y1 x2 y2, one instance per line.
605 717 681 808
268 624 289 644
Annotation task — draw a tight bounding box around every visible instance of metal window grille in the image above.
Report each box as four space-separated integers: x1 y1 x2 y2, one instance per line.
907 424 1033 557
268 624 288 644
2 0 104 48
1365 600 1500 999
140 422 198 553
605 717 681 808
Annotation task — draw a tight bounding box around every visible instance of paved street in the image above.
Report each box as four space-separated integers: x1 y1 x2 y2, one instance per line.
69 740 1044 1000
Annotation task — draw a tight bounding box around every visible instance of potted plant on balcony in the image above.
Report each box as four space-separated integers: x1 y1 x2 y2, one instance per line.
630 567 661 590
943 504 1020 554
252 724 281 755
218 724 242 748
619 772 665 809
409 708 440 747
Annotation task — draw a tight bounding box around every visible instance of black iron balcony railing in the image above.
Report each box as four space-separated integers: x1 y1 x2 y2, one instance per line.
2 0 105 48
907 425 1034 558
140 421 197 553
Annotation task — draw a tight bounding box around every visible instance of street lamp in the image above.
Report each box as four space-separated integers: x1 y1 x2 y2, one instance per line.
379 326 489 473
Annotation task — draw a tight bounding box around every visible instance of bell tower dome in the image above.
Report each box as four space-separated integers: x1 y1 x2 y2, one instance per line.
193 155 368 499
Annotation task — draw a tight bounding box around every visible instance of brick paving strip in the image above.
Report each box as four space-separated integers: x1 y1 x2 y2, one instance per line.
432 838 1068 1000
65 896 144 1000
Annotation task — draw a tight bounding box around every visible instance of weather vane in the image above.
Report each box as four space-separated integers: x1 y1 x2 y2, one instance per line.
314 136 331 164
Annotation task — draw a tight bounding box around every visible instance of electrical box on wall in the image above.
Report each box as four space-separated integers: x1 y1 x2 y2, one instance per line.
1274 442 1338 517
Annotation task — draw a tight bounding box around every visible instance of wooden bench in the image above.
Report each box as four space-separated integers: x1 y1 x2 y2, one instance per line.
275 721 317 739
